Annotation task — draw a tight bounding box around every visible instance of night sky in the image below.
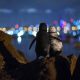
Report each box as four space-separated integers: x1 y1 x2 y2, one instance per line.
0 0 80 26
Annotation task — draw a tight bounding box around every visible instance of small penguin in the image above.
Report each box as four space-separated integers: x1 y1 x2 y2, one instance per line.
48 27 63 56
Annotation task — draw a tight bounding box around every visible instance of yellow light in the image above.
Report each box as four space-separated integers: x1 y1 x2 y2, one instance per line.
24 27 28 31
75 26 77 30
0 28 3 31
2 28 6 32
72 26 77 30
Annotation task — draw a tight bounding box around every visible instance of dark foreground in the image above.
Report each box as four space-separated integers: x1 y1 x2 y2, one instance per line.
0 31 80 80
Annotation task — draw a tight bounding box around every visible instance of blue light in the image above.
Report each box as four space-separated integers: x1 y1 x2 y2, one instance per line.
60 20 64 27
79 36 80 42
14 30 19 34
73 32 76 36
28 31 33 35
60 19 66 28
77 25 80 30
19 27 23 31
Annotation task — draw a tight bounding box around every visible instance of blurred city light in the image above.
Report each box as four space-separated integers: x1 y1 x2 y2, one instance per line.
32 31 37 37
73 32 77 36
6 30 14 35
77 25 80 30
17 36 22 44
15 24 19 29
0 18 80 43
17 30 25 37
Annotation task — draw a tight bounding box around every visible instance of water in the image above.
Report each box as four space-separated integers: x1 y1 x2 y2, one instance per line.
63 43 80 56
11 34 80 61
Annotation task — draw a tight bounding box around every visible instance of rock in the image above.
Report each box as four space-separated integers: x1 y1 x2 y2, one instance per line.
72 55 80 80
0 30 28 64
15 56 71 80
0 70 14 80
67 54 78 75
0 54 5 70
0 30 71 80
